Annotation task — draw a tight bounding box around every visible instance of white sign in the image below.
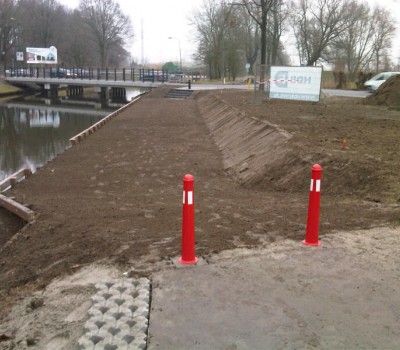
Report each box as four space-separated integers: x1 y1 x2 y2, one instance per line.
269 66 322 102
26 46 57 64
16 52 24 61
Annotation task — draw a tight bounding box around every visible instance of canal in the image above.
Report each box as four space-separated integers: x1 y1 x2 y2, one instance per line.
0 87 146 236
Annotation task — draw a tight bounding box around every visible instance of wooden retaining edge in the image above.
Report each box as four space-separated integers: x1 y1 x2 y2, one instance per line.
0 194 35 222
0 168 32 192
69 95 143 146
0 168 35 221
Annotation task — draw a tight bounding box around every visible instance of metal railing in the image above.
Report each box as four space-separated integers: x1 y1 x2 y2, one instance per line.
2 67 170 83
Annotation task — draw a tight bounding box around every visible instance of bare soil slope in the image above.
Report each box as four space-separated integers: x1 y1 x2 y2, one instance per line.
364 75 400 106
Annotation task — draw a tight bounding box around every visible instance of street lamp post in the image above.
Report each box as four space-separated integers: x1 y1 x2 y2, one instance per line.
11 18 15 69
168 36 182 73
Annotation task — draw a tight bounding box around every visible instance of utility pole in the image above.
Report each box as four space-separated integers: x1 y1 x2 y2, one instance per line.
141 17 144 67
168 37 182 73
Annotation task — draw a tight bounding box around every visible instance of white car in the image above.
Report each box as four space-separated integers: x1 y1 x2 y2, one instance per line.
364 71 400 91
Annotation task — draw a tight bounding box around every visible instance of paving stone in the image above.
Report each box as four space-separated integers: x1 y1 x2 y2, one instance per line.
78 277 150 349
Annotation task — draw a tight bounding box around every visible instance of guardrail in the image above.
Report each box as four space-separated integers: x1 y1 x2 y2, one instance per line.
2 67 170 83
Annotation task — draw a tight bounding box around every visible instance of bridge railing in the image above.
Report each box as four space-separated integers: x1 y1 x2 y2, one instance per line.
3 67 170 83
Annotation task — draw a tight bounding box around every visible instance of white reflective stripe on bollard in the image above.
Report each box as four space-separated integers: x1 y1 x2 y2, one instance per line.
187 191 193 205
183 191 194 205
310 179 321 192
316 180 321 192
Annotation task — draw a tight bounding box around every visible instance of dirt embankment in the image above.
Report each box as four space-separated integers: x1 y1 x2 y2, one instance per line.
197 93 292 188
215 91 400 204
364 75 400 106
0 87 399 334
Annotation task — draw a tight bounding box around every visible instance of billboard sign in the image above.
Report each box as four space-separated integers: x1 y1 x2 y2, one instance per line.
269 66 322 102
26 46 57 64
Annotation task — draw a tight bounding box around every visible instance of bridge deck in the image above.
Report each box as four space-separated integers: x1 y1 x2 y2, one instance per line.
5 76 164 88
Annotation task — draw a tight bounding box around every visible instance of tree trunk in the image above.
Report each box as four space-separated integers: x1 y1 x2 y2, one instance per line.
259 1 267 91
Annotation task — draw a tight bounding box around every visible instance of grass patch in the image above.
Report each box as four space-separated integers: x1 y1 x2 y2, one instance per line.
0 79 21 95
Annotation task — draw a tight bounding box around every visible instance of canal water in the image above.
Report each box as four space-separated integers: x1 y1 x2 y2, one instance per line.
0 88 144 181
0 87 145 234
0 104 106 181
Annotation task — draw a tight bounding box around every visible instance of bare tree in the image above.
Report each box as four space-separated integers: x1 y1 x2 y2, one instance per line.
224 5 254 80
62 9 95 66
266 0 288 66
193 0 289 81
0 0 18 69
330 1 374 79
242 0 275 89
242 7 259 75
290 0 353 66
79 0 132 68
192 0 246 80
370 6 395 71
192 0 224 79
17 0 67 48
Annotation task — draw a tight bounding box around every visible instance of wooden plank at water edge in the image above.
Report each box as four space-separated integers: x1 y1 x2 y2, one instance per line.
0 168 31 192
0 194 35 222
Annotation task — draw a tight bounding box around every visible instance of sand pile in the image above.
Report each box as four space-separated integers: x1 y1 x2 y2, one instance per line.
364 75 400 106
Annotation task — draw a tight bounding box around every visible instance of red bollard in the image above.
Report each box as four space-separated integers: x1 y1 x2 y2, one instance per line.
303 164 322 246
179 174 198 264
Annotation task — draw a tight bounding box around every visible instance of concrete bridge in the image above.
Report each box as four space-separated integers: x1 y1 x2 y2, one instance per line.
4 68 166 98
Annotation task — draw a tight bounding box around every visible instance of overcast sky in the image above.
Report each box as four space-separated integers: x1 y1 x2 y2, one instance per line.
59 0 400 66
59 0 202 65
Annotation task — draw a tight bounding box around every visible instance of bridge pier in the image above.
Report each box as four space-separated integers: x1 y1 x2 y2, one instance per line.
67 85 84 97
110 87 126 99
44 83 59 98
96 86 109 100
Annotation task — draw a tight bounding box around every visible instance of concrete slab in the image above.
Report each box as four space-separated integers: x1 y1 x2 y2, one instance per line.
148 227 400 349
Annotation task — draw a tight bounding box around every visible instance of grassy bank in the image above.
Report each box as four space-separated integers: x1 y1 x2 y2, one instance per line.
0 78 22 96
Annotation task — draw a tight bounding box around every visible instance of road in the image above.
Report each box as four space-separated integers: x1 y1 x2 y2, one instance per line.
322 88 369 98
184 83 369 98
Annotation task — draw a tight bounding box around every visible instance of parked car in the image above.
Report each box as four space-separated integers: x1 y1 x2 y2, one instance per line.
8 68 34 77
50 68 72 78
364 72 400 91
70 68 90 79
141 70 168 82
169 73 184 83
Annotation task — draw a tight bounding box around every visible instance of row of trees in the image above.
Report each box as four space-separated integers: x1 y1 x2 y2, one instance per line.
192 0 397 82
0 0 132 69
1 0 397 83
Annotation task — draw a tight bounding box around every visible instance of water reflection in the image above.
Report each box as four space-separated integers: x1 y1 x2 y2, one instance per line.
0 104 105 181
0 87 146 182
27 109 60 127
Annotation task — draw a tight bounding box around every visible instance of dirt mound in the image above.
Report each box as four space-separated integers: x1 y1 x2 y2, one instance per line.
364 75 400 106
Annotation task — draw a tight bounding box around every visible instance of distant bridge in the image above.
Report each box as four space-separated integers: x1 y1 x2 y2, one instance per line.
4 67 168 98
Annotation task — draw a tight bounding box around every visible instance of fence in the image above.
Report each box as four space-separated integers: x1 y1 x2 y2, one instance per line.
1 67 170 83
